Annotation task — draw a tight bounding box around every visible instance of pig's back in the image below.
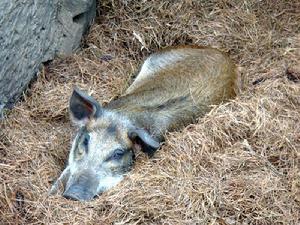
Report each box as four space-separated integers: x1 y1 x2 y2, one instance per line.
125 46 236 109
107 46 237 134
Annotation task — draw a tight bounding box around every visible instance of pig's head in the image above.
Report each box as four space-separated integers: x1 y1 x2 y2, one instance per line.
49 88 160 201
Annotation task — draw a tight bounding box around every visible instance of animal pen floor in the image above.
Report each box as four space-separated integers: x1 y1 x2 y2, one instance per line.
1 0 300 224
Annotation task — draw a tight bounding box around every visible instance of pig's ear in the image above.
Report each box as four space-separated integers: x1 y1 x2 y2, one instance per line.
128 128 161 157
69 88 102 126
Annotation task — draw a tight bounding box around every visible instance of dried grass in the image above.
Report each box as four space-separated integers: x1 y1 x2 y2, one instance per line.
1 0 300 224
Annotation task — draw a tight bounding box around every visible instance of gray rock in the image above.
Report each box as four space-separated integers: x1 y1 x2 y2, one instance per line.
0 0 96 117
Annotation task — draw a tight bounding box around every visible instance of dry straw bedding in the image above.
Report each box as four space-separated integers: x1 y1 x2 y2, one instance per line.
1 0 300 224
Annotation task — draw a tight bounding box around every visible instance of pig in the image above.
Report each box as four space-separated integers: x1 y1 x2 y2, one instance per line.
49 45 237 201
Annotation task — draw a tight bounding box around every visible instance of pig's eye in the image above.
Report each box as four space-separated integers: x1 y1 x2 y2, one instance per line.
77 134 89 157
112 149 125 160
83 134 89 148
81 133 90 150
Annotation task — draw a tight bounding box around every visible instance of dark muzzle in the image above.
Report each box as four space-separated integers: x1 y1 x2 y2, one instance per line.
63 170 98 201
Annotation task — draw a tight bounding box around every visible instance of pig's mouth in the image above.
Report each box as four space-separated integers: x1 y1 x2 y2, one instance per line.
63 185 97 201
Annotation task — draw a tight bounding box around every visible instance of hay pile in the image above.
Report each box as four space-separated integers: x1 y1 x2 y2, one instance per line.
1 0 300 224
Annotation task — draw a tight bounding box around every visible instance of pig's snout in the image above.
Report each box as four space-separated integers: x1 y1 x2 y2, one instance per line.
63 185 95 201
63 170 98 201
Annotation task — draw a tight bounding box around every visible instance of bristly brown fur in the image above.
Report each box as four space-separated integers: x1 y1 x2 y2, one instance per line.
106 46 237 139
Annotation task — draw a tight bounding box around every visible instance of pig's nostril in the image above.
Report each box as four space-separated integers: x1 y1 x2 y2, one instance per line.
63 188 95 201
93 194 101 199
63 192 80 201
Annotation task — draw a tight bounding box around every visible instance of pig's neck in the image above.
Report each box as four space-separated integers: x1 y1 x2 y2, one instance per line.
104 99 168 141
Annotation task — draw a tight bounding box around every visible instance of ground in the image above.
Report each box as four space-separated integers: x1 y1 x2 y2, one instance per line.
0 0 300 224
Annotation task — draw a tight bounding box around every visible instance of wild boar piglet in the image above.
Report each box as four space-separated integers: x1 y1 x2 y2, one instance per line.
49 45 237 201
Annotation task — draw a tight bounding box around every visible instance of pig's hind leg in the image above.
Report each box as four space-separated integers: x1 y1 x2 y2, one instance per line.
126 50 186 94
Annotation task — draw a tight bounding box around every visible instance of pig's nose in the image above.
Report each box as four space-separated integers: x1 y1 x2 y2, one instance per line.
63 192 80 201
63 186 95 201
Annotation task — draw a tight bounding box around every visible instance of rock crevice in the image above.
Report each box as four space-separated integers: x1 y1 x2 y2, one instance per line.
0 0 96 116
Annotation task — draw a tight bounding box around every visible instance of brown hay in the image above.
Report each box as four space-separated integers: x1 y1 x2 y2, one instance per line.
1 0 300 224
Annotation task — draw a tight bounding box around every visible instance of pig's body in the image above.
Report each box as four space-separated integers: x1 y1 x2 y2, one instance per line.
107 46 236 139
50 46 237 201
